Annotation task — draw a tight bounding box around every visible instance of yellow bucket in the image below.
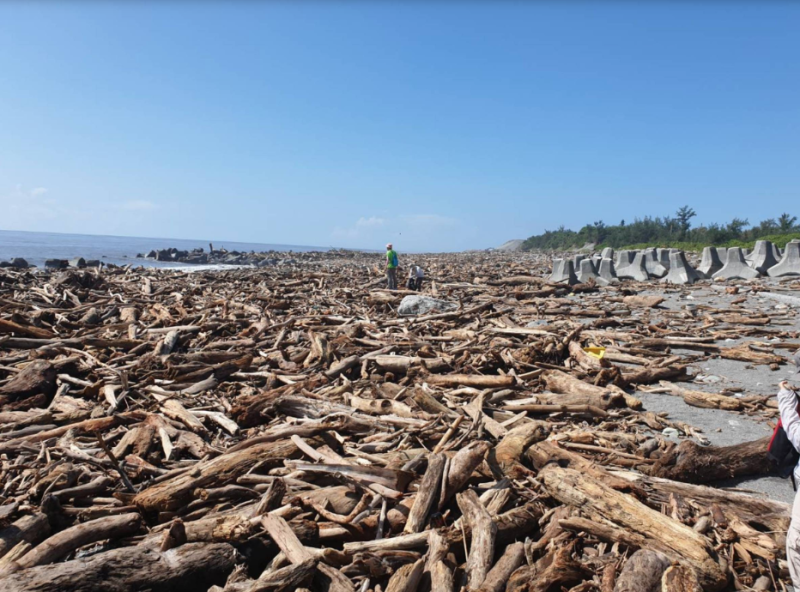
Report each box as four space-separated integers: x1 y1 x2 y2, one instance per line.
583 347 606 360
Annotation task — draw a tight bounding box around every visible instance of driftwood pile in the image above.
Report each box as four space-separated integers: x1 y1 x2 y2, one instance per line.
0 250 797 592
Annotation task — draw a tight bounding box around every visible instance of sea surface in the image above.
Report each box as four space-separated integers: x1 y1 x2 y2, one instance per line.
0 230 328 268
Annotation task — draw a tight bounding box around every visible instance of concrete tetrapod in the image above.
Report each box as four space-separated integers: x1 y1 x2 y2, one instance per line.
614 250 636 277
661 251 701 285
597 257 619 285
715 248 727 264
748 240 780 274
549 259 579 285
657 248 672 270
577 259 600 284
600 247 614 260
712 247 761 280
642 248 668 278
617 251 650 281
697 247 723 278
767 240 800 277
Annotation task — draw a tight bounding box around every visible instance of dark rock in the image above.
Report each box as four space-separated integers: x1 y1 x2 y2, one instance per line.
146 250 157 259
10 258 29 269
45 259 69 270
85 260 102 268
69 257 86 269
0 261 10 268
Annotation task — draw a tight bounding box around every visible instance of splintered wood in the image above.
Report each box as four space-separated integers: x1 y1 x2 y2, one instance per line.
0 250 798 591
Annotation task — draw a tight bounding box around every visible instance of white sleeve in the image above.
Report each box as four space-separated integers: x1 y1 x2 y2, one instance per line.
778 387 800 451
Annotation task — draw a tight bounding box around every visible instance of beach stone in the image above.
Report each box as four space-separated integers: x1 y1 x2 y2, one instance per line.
85 260 102 268
69 257 87 269
10 258 29 269
45 259 68 270
397 295 457 316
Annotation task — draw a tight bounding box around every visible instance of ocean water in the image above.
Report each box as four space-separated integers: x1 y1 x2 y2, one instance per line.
0 230 328 268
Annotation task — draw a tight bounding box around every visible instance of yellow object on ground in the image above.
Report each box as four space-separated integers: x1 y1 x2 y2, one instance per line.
583 347 605 359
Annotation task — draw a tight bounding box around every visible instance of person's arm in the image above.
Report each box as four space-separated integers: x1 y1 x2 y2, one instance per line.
778 381 800 450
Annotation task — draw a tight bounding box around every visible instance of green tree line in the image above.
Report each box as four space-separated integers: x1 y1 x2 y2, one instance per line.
521 207 799 251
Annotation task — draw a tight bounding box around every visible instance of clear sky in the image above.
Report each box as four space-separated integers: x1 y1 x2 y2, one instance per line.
1 2 798 252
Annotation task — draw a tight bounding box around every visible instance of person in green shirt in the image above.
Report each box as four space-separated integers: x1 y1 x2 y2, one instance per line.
385 243 398 290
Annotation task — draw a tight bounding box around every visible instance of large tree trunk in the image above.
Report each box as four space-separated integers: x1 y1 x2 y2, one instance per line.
539 465 727 591
650 436 773 483
134 439 297 512
0 542 237 592
0 361 56 403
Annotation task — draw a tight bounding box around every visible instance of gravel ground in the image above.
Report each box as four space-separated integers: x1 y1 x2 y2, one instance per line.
617 281 800 505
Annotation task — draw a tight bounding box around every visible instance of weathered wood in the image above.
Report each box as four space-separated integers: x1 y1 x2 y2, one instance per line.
404 453 446 533
475 541 524 592
134 440 297 512
651 436 773 483
385 558 424 592
456 489 496 590
17 512 143 568
0 542 237 592
247 558 316 592
424 374 515 388
0 360 56 402
0 514 50 560
539 465 726 591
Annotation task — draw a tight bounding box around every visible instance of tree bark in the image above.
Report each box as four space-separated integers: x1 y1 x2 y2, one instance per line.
16 513 143 569
424 374 514 389
0 514 50 560
539 465 727 591
247 558 316 592
0 542 237 592
475 541 524 592
134 439 297 512
404 453 446 533
0 360 56 403
456 490 496 591
488 421 548 479
650 436 772 483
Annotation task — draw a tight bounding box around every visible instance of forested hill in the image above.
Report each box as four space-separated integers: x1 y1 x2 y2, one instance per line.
521 207 800 251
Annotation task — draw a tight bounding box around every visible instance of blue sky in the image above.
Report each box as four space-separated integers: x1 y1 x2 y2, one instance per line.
1 2 798 252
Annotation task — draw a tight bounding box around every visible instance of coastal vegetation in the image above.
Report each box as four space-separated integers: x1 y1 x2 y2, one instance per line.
521 207 800 251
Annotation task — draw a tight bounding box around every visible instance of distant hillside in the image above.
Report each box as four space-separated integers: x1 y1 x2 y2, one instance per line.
495 239 525 252
522 207 800 251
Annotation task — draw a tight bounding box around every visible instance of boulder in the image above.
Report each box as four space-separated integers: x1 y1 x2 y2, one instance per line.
69 257 87 269
45 259 69 270
10 258 29 269
397 295 458 316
